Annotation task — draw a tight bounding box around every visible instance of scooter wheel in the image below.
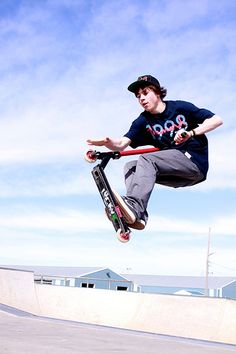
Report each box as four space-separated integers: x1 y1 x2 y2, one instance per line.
84 149 97 163
116 229 131 243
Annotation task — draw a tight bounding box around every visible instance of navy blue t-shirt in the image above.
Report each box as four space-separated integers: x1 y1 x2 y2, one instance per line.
124 100 215 177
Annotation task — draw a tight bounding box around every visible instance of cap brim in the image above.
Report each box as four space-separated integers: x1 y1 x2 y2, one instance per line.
127 80 150 93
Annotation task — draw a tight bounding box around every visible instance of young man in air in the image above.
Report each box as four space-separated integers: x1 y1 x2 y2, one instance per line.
87 75 223 240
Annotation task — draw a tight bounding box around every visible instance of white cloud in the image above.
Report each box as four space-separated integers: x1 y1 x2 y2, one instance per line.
0 208 109 233
148 214 236 236
0 204 235 237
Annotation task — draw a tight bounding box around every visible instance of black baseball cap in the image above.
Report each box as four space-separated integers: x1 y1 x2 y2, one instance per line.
128 75 161 93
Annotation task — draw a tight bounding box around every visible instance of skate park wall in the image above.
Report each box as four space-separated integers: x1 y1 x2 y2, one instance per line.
0 267 39 314
0 268 236 344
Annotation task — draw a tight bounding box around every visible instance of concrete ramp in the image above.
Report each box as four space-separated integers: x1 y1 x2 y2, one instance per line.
0 267 39 314
1 267 236 345
35 282 236 344
1 305 236 354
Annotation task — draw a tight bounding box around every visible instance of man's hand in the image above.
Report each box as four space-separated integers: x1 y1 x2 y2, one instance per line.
86 137 121 150
174 130 192 145
87 136 131 151
87 138 110 146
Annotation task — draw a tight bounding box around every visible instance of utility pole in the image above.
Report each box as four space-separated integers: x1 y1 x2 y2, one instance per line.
205 227 213 296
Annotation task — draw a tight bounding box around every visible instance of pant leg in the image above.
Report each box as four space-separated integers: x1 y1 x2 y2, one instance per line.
123 149 204 221
124 160 138 195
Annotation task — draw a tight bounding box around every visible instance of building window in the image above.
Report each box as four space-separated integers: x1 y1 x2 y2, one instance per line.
81 283 95 288
117 286 128 291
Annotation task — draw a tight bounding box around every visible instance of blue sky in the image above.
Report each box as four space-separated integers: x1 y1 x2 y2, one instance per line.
0 0 235 276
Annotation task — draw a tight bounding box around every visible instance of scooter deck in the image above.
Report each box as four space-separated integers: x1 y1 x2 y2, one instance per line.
91 164 131 242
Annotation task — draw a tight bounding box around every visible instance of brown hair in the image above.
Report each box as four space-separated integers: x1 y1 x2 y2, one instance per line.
146 85 167 99
135 85 167 100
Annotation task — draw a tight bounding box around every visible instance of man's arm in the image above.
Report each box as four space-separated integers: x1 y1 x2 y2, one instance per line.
190 114 223 135
87 136 131 151
174 115 223 144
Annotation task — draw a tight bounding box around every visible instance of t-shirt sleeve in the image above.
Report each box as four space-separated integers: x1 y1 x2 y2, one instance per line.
124 116 148 148
181 101 215 124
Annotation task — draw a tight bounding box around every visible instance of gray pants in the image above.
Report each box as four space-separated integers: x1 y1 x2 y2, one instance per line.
124 149 204 222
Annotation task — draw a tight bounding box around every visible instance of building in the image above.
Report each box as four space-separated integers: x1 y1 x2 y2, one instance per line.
1 266 133 291
1 266 236 299
123 274 236 299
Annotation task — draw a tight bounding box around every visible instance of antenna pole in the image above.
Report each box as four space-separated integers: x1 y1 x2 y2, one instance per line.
205 227 211 296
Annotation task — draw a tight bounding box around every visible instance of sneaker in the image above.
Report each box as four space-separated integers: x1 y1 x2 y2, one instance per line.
105 207 146 230
129 219 146 230
111 189 136 224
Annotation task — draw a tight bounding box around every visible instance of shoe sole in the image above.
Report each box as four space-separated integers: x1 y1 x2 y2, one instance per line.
111 189 136 224
129 219 146 230
105 207 145 230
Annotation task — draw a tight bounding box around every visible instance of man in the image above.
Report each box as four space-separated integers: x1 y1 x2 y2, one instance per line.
87 75 223 238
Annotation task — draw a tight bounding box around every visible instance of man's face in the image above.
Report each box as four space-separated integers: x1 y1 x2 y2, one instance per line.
136 87 160 113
